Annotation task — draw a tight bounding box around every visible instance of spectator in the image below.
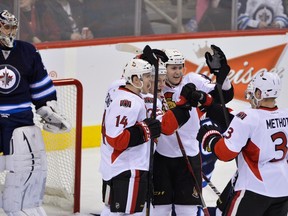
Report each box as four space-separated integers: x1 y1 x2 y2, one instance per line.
197 0 232 31
83 0 154 38
41 0 93 41
19 0 44 43
238 0 288 29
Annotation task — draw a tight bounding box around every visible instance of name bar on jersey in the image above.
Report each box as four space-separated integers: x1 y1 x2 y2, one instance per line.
266 117 288 129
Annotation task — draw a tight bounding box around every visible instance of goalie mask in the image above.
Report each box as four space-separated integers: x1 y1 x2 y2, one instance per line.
163 48 185 65
245 72 281 107
0 10 18 48
123 59 152 88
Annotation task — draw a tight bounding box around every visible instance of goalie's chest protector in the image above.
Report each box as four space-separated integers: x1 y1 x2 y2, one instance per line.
100 87 150 181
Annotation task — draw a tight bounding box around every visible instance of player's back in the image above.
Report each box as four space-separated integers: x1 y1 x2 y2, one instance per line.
232 107 288 197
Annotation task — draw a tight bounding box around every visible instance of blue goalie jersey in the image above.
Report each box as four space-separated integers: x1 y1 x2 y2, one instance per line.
0 40 56 114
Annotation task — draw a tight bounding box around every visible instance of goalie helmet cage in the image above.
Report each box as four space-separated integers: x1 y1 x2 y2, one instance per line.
0 78 83 214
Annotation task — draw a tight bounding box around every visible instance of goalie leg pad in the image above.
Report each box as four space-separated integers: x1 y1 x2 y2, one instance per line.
5 207 47 216
2 126 47 214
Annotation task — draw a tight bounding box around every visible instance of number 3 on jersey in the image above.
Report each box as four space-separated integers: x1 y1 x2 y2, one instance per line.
270 131 288 162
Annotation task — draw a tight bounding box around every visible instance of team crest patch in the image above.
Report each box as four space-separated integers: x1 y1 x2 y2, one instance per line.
164 92 176 109
144 97 153 103
0 64 21 94
120 99 131 108
236 111 247 120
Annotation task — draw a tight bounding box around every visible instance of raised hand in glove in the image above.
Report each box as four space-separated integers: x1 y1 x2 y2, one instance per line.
152 49 169 63
176 83 196 109
137 118 161 142
205 45 230 85
196 124 222 152
139 46 169 65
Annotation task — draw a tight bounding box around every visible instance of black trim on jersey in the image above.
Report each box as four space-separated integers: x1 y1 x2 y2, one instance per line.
210 85 234 104
170 107 190 128
210 135 222 153
127 126 146 147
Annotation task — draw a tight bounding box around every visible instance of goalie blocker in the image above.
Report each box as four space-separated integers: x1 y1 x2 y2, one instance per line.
0 126 47 216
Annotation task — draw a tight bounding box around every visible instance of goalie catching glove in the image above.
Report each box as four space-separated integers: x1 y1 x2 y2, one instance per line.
36 100 72 133
196 124 222 152
205 45 230 86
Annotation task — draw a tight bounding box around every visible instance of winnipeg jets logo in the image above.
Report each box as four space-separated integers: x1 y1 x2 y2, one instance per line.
254 5 273 25
0 70 13 87
0 64 20 94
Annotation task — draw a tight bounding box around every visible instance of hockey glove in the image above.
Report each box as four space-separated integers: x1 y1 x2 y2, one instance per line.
176 83 196 109
139 48 169 65
190 90 213 107
205 45 230 86
196 124 222 152
152 49 169 63
36 100 72 133
143 118 161 139
137 118 161 142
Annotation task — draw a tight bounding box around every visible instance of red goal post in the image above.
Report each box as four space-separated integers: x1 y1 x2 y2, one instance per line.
43 78 83 213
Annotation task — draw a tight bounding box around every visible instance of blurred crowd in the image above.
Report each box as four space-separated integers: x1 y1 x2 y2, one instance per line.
1 0 287 44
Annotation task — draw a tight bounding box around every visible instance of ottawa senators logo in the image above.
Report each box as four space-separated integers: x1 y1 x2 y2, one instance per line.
164 92 176 109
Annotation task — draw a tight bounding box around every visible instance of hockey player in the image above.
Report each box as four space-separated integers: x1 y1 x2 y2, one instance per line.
197 71 288 215
0 10 71 216
151 46 234 216
99 58 161 215
238 0 288 29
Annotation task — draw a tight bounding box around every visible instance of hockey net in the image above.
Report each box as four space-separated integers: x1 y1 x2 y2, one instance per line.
0 78 83 213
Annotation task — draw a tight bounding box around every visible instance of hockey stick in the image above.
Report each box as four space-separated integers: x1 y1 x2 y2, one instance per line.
175 132 210 216
116 43 158 216
141 45 159 216
115 43 143 55
216 83 230 127
202 173 221 198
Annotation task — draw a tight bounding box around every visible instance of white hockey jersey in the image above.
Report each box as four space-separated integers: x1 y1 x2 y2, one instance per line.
99 85 150 181
216 106 288 197
238 0 288 29
157 73 216 157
